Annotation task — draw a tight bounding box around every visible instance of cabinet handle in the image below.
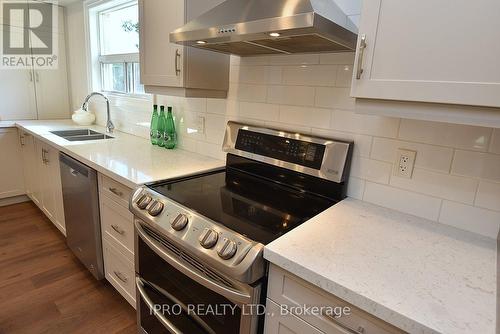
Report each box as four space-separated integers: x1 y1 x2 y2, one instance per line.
109 187 123 197
29 71 33 82
175 49 181 76
35 71 40 82
323 312 365 334
111 224 125 235
41 149 47 164
20 135 25 146
355 34 367 80
114 271 128 283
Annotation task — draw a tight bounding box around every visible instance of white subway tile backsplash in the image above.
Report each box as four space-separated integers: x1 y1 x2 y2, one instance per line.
319 52 355 65
266 67 283 85
489 129 500 154
264 121 312 135
267 85 315 106
315 87 355 110
439 201 500 238
475 181 500 212
399 119 492 151
371 137 454 173
206 98 227 115
268 54 320 65
335 65 354 88
278 105 331 129
451 150 500 182
350 156 392 184
331 110 400 138
282 65 338 87
347 177 365 200
364 182 442 221
239 102 280 122
204 113 226 144
228 84 267 103
390 169 478 204
233 66 268 84
195 141 225 160
312 128 372 157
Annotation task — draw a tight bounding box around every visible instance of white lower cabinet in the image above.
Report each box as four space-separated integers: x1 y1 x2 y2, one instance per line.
0 128 25 200
103 238 136 307
98 173 136 307
265 265 405 334
20 133 65 234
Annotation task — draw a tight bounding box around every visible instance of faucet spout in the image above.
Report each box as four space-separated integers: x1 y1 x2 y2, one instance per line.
82 92 115 133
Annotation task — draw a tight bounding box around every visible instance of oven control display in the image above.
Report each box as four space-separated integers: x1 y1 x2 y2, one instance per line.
235 129 325 169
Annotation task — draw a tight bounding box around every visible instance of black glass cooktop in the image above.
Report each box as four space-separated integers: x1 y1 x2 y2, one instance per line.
149 168 336 245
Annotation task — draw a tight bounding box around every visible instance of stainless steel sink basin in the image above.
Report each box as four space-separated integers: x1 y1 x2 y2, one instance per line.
50 129 114 141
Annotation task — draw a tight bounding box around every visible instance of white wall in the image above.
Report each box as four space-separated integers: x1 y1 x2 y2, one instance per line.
65 4 500 239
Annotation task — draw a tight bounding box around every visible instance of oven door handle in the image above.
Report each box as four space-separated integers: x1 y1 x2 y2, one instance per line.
136 277 184 334
135 221 253 305
137 277 216 334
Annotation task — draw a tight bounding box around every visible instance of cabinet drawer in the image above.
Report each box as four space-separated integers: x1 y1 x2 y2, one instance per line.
265 299 324 334
268 265 405 334
100 195 134 261
103 239 136 308
98 174 132 208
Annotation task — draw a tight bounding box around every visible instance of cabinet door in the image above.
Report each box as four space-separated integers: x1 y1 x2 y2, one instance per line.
20 132 34 197
31 138 43 207
0 25 37 120
351 0 500 108
265 299 325 334
139 0 184 87
34 31 70 119
48 146 65 234
0 128 26 199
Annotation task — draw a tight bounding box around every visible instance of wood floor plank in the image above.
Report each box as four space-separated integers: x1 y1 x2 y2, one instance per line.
0 201 137 333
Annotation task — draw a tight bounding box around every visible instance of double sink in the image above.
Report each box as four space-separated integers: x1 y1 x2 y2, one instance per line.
51 129 114 142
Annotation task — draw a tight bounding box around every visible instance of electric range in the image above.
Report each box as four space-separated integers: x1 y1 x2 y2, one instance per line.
130 122 353 334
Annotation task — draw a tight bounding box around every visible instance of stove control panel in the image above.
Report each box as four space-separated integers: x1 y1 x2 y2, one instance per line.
130 187 261 274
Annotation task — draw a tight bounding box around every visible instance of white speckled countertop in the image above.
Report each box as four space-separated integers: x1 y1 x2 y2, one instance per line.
264 198 497 334
12 120 224 188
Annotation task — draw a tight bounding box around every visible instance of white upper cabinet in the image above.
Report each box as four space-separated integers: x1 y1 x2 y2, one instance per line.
351 0 500 108
139 0 229 98
139 0 185 88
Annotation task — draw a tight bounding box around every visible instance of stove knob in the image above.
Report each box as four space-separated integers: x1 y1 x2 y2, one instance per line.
217 238 237 260
137 194 152 209
199 228 219 249
171 213 189 231
147 200 164 216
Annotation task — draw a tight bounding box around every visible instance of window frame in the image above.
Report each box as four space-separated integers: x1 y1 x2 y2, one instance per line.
85 0 147 99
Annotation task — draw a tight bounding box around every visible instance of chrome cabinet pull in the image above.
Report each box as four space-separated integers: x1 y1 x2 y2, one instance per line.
20 135 25 146
355 34 367 79
111 224 125 235
175 49 181 76
35 71 39 82
108 187 123 197
113 271 128 283
41 149 48 164
323 312 365 334
29 71 33 82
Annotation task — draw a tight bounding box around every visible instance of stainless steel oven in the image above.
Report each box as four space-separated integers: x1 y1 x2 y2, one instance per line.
135 220 264 334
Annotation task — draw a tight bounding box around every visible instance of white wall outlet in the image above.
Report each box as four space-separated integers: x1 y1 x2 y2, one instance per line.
395 149 417 178
196 116 205 134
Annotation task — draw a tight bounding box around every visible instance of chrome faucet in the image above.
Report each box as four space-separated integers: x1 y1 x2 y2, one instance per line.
82 92 115 133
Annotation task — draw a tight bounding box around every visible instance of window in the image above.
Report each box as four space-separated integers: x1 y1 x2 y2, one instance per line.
93 1 144 95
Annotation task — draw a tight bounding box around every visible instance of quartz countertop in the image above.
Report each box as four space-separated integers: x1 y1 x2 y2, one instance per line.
15 120 224 188
264 198 497 334
0 120 17 128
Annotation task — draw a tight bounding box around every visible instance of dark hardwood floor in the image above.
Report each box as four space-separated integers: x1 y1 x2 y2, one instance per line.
0 201 137 334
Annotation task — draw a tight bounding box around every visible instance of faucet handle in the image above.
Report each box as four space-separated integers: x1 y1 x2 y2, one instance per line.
106 120 115 133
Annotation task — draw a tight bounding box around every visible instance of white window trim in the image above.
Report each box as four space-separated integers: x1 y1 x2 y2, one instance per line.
83 0 149 100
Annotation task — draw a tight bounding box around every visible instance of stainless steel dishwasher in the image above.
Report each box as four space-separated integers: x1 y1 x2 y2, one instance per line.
59 153 104 280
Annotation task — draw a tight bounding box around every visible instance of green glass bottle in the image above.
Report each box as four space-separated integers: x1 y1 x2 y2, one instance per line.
157 106 167 147
164 106 177 149
150 104 159 145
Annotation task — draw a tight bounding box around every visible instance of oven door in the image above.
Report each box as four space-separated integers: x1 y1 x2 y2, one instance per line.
135 220 262 334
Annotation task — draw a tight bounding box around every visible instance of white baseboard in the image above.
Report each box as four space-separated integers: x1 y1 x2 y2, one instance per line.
0 195 31 207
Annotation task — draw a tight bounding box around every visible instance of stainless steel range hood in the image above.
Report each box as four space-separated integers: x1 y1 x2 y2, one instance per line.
170 0 358 56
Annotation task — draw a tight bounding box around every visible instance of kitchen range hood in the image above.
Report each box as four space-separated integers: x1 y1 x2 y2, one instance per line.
170 0 358 56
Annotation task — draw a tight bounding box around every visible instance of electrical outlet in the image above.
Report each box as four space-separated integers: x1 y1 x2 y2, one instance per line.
395 149 417 178
196 116 205 134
